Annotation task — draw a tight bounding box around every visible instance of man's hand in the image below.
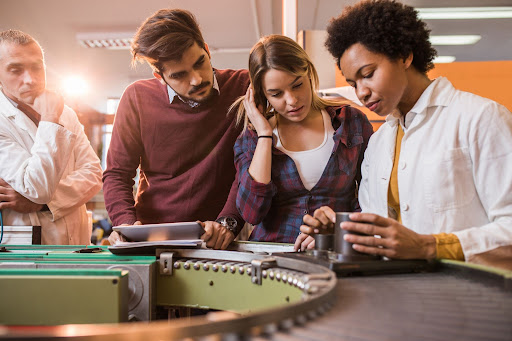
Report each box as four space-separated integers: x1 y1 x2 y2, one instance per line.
108 221 141 245
200 220 235 250
32 90 64 124
341 212 437 260
294 233 316 251
0 178 43 213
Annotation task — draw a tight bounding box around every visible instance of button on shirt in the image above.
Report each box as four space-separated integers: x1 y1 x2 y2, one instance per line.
234 105 373 243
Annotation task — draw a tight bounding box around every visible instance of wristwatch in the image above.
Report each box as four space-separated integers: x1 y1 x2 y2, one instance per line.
216 216 238 235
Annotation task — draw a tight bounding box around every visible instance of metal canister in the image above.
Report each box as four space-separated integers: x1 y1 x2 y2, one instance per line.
334 212 380 260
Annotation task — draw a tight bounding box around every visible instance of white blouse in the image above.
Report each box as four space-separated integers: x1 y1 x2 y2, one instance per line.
274 109 334 191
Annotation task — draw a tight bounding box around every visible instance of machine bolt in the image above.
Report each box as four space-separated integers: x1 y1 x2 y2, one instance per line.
295 314 307 325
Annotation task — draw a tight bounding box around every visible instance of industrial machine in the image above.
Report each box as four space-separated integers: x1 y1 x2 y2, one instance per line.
0 241 511 340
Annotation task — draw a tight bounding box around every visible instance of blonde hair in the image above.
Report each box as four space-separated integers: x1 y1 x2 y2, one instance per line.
230 34 350 132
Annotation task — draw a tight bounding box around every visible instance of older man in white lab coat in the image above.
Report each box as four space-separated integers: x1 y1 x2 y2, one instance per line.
0 30 102 245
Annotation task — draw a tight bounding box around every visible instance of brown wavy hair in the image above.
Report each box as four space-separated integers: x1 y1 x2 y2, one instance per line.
131 8 206 73
231 34 350 132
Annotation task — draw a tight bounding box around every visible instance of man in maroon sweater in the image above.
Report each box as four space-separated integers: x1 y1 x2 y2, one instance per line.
103 9 249 249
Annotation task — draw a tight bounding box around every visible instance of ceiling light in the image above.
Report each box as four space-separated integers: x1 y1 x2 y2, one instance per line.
430 35 481 45
76 32 133 49
434 56 456 63
417 7 512 20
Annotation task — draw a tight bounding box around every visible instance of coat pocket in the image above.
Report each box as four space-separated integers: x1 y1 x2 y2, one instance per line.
423 147 477 212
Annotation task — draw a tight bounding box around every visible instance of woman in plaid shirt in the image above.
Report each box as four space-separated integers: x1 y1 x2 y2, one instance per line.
231 35 373 249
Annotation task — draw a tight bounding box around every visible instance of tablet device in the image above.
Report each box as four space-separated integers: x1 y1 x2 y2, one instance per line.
113 222 204 242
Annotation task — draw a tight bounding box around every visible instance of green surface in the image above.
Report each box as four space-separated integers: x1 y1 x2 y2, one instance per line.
0 268 125 276
0 268 129 325
0 245 156 263
157 261 304 313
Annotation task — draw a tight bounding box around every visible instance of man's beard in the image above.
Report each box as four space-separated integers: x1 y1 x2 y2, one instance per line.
180 81 214 104
166 80 215 106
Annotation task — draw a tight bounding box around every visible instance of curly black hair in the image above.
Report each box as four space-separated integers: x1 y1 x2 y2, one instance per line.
325 0 437 73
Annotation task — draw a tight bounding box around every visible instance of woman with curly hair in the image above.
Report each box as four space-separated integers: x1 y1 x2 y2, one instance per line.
232 34 373 248
302 0 512 266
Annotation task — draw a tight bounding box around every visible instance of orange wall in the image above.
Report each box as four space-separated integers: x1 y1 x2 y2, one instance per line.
428 61 512 112
335 60 512 130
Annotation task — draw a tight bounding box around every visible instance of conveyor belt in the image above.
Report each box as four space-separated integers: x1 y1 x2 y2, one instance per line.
267 268 512 341
1 248 511 341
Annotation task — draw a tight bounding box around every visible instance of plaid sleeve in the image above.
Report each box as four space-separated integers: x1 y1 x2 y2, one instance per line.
234 130 276 225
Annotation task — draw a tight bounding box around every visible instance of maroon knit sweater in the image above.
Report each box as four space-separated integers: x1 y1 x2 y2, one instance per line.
103 69 249 227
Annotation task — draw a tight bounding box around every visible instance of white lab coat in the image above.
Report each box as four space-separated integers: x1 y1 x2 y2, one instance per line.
359 77 512 260
0 90 102 245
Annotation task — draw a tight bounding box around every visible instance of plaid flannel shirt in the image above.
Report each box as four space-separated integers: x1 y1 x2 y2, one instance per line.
234 105 373 243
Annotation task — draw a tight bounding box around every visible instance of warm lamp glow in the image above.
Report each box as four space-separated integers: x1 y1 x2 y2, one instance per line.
61 76 89 97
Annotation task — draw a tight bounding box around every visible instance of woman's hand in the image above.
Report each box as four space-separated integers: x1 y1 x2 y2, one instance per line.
341 213 437 260
243 86 272 136
294 233 316 251
297 206 336 251
300 206 336 235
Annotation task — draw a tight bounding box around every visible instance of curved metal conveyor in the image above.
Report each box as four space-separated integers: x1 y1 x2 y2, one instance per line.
0 248 511 340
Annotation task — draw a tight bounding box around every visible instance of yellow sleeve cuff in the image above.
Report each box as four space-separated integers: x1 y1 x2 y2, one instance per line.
433 233 465 261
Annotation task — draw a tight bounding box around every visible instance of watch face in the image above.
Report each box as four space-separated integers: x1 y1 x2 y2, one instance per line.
225 217 237 228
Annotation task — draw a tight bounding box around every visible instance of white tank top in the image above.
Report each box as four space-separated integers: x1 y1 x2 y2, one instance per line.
274 109 335 191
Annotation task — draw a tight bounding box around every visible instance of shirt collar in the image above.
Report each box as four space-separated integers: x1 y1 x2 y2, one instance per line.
167 71 219 108
5 94 18 108
0 88 19 118
408 77 441 116
385 77 453 130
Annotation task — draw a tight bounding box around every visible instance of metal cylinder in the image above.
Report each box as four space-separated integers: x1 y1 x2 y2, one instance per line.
334 212 356 255
334 212 380 261
314 234 334 251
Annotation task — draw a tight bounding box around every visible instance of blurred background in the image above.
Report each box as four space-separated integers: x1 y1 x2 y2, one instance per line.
1 0 511 240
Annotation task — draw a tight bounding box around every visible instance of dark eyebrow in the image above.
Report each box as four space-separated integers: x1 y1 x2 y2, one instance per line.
169 70 186 79
266 76 301 93
168 54 206 78
193 54 205 67
344 64 372 83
